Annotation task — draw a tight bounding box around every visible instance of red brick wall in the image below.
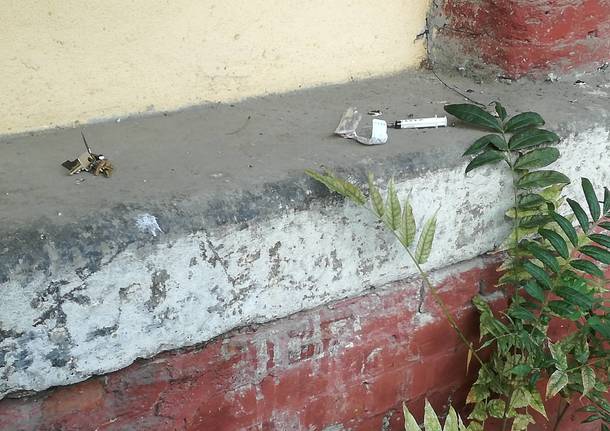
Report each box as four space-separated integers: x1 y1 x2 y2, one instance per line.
0 259 601 430
436 0 610 77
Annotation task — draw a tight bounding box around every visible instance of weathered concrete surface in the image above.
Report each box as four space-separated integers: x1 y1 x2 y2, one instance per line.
0 258 504 431
1 70 610 398
0 258 601 431
428 0 610 78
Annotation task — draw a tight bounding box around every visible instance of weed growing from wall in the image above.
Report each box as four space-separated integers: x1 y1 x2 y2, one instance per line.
446 102 610 431
306 102 610 430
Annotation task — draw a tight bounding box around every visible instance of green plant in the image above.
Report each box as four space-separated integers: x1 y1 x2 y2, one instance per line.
304 170 487 431
404 400 467 431
303 170 485 371
445 102 610 431
306 101 610 430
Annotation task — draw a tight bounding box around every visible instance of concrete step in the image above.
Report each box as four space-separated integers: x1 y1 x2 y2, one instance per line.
1 70 609 398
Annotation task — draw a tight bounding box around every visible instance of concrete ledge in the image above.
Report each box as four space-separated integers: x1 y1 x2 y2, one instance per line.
1 70 610 398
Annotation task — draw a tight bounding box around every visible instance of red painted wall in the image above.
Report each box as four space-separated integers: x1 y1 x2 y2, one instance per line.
0 259 602 431
438 0 610 77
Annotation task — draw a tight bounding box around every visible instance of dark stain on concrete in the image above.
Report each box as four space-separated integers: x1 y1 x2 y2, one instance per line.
268 241 282 282
236 246 262 268
145 270 171 311
200 239 225 268
13 350 33 369
357 258 374 278
119 282 141 301
31 280 70 327
62 292 91 306
45 348 70 368
0 326 24 342
87 323 119 341
0 347 10 369
269 242 281 257
330 249 343 281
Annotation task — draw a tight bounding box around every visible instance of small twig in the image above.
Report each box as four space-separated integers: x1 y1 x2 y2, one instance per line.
443 27 483 37
226 115 251 135
380 217 489 371
422 15 489 108
501 386 515 431
431 69 487 107
442 25 495 40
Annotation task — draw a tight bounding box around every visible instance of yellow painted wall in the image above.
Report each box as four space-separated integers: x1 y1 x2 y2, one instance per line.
1 1 430 135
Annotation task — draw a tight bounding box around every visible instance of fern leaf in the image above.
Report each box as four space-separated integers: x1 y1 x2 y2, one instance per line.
384 178 401 230
400 200 416 247
424 400 442 431
334 178 365 205
367 173 384 218
403 403 421 431
415 214 437 264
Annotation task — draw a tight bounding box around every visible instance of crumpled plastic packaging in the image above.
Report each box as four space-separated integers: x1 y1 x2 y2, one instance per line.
334 107 388 145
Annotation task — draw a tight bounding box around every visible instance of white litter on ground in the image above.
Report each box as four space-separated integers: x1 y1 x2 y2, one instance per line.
135 213 164 237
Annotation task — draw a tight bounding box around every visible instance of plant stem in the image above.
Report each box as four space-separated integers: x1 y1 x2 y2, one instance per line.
507 150 520 284
566 357 605 373
552 398 569 431
501 143 518 431
381 219 489 371
406 246 488 370
501 386 515 431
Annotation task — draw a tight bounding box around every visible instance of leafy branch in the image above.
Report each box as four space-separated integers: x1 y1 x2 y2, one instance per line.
305 100 610 431
447 102 610 430
305 169 487 370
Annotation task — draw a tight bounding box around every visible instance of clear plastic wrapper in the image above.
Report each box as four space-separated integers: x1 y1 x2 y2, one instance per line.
334 107 387 145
